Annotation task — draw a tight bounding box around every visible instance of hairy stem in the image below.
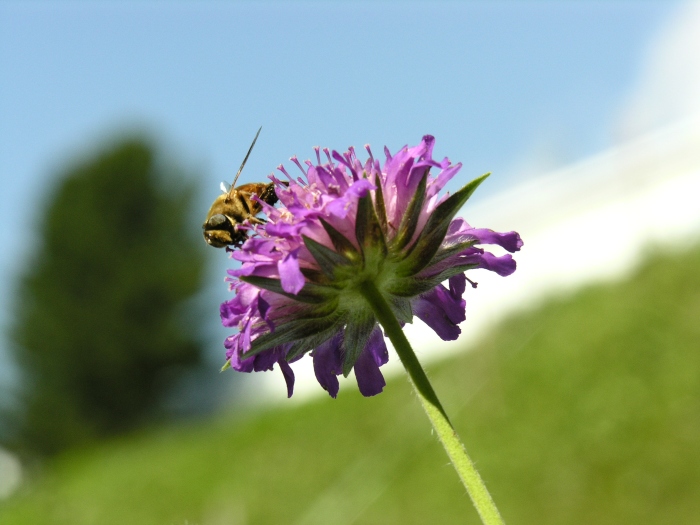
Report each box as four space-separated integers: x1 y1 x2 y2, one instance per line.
358 280 505 525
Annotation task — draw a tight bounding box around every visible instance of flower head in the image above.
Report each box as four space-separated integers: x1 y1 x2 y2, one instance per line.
220 136 522 398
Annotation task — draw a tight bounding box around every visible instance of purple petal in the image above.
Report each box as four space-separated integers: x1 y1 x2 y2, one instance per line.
344 177 375 198
278 250 305 294
313 333 343 398
419 135 435 160
449 273 466 298
253 348 280 372
412 283 467 341
446 217 470 235
228 262 274 277
354 339 387 397
324 178 375 219
266 221 305 238
414 301 460 340
225 336 255 373
331 150 358 180
310 164 348 194
435 284 466 324
278 359 295 398
366 327 389 366
476 252 517 276
427 162 462 199
220 299 240 328
467 228 523 253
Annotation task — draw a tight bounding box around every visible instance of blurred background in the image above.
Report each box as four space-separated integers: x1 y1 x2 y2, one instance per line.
1 1 699 524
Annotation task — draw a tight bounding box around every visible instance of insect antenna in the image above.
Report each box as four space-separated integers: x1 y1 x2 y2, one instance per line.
227 126 262 199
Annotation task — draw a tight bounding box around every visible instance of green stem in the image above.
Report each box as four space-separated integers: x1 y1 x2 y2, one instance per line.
358 280 505 525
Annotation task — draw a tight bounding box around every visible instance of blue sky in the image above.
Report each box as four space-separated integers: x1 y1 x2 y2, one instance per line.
0 1 684 383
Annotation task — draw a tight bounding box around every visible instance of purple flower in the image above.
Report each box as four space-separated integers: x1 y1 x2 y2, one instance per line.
220 136 522 398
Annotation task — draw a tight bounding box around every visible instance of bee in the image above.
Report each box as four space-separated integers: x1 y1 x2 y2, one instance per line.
202 127 280 248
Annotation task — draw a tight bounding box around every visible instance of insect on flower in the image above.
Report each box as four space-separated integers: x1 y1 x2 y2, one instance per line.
202 127 281 248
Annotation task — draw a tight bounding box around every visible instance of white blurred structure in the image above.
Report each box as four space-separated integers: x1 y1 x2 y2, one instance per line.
254 115 700 402
616 3 700 140
0 447 22 500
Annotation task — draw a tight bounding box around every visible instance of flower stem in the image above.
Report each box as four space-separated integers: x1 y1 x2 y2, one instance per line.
358 280 505 525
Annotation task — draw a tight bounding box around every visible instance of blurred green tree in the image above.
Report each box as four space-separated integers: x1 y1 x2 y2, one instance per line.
5 137 207 457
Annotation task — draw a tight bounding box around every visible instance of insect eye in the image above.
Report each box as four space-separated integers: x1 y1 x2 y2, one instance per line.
204 214 228 230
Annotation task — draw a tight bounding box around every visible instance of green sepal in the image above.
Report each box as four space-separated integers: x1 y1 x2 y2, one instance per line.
302 235 353 279
342 306 376 376
396 173 489 277
373 173 389 234
220 360 231 372
242 306 343 359
386 263 478 297
355 193 388 281
428 239 479 267
424 263 479 288
388 295 413 324
355 193 388 260
391 169 428 251
240 275 336 304
319 218 360 262
285 325 341 362
300 268 336 287
263 302 326 328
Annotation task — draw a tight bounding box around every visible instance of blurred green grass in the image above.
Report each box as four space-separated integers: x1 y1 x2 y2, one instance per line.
1 245 699 525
